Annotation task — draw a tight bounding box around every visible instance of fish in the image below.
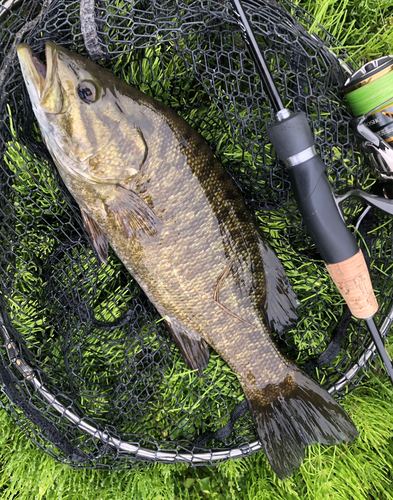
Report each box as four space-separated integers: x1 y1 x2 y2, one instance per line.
17 41 358 479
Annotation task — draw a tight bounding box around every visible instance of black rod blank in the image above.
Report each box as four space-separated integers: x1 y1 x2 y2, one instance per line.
230 0 284 112
365 317 393 384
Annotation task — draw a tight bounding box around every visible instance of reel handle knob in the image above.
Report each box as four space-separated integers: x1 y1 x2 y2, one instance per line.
267 111 378 319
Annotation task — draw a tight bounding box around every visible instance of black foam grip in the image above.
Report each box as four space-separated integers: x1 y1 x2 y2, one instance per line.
268 112 314 160
267 112 359 264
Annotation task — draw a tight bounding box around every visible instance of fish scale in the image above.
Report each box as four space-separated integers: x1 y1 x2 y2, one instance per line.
17 40 359 479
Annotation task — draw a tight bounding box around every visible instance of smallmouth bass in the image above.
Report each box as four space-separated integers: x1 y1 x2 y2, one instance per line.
17 41 358 479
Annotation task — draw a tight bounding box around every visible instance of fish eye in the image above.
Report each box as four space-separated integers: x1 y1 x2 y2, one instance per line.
77 81 97 103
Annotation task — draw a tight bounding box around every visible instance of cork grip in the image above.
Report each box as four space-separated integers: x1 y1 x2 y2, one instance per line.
325 250 378 319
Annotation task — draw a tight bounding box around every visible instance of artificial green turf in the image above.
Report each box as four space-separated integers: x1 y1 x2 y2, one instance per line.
1 0 393 498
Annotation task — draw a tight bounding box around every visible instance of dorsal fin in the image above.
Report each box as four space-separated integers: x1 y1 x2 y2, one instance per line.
257 236 299 334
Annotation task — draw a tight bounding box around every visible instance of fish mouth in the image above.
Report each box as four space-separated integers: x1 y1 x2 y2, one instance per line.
17 41 57 102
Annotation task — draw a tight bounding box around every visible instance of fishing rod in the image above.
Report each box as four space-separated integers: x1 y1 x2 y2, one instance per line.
230 0 393 384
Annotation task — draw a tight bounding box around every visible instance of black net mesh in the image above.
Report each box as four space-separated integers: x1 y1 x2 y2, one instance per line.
0 0 391 468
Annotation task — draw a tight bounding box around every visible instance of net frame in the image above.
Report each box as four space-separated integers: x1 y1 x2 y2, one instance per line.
0 0 391 468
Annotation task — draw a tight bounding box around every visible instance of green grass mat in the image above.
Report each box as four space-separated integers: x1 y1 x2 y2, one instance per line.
1 0 393 498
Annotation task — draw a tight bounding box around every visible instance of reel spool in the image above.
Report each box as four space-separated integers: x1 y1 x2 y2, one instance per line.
341 56 393 192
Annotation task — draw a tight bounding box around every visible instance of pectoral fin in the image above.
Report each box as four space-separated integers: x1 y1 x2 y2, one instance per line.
105 185 162 238
165 318 210 375
81 209 109 264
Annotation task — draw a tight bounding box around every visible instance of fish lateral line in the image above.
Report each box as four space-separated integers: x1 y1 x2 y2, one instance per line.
213 255 255 327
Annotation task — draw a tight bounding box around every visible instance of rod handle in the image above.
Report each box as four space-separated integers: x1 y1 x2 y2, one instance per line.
268 111 360 264
267 112 379 319
326 250 378 319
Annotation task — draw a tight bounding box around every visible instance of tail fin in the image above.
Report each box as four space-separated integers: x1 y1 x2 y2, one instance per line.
248 368 359 480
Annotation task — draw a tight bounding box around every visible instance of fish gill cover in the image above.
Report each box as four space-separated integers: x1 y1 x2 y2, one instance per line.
0 0 391 469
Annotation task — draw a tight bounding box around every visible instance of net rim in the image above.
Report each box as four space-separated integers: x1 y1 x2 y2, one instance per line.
0 0 380 465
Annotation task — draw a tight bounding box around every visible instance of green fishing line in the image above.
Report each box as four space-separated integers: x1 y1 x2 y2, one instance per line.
344 69 393 117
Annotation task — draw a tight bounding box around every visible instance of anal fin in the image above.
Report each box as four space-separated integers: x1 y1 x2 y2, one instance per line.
164 318 210 375
81 209 109 265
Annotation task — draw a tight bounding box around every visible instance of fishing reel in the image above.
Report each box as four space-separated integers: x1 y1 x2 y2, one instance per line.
341 56 393 198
